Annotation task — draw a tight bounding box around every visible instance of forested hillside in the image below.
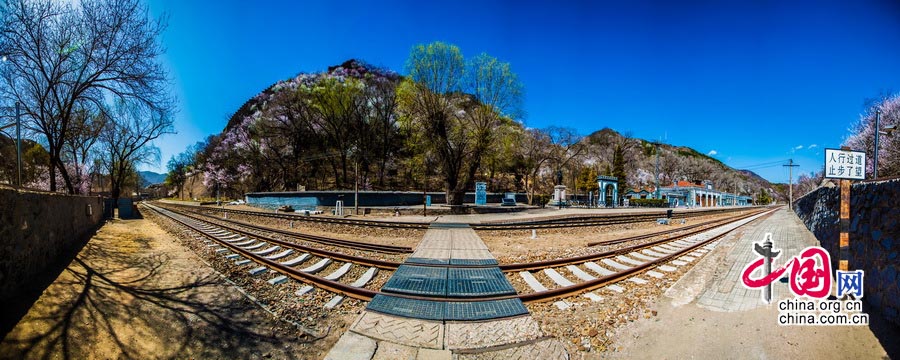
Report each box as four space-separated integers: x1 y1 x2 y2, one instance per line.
165 51 781 206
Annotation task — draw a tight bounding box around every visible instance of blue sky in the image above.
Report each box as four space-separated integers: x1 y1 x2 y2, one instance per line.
145 0 900 183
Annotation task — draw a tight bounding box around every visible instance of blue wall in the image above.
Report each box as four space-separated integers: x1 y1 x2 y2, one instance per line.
246 191 530 210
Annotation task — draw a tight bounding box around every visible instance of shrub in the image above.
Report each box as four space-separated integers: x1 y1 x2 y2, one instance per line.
629 198 668 207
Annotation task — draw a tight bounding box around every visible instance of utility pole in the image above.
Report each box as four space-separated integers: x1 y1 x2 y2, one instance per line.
874 109 881 180
654 141 660 199
354 160 359 216
422 158 427 217
784 159 799 210
16 101 22 188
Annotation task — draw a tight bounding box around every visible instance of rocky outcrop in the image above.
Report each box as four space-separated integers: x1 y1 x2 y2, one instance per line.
794 178 900 325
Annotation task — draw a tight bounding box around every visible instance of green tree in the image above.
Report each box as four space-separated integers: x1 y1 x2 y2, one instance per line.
398 41 524 212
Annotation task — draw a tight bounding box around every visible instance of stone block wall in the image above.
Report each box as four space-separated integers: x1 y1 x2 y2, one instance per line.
794 178 900 325
0 188 105 305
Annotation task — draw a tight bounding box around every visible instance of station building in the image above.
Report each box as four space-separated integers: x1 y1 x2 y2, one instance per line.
623 180 752 207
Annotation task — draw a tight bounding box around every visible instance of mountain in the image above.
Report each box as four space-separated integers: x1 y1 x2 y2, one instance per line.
583 128 780 200
139 171 166 186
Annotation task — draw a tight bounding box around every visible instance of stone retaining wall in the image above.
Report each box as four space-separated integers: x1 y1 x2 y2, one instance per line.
0 188 105 305
794 179 900 325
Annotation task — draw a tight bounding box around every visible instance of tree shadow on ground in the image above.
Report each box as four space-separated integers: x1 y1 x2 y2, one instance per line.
0 239 304 360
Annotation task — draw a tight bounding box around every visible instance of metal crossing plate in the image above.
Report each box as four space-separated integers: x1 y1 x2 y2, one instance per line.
446 267 514 296
367 294 446 321
446 278 516 297
444 299 529 321
381 265 448 297
449 258 498 266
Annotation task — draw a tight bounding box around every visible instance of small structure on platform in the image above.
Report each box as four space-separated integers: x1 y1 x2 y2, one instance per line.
549 185 567 206
596 175 619 207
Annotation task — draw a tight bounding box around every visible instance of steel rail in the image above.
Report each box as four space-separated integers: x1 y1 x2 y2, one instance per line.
499 208 775 272
585 209 767 247
144 203 380 301
160 204 414 254
145 203 402 270
517 208 777 304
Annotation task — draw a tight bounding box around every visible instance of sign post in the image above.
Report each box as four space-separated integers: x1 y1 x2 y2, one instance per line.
475 182 487 206
824 147 866 272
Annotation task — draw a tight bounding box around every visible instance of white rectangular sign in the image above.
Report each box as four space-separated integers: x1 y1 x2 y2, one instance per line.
824 148 866 180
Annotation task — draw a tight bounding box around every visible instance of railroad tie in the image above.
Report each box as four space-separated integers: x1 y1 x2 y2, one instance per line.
324 296 344 309
296 286 315 296
252 246 281 256
323 263 352 281
680 256 696 262
615 255 645 266
605 284 625 293
225 254 240 259
249 266 268 275
280 253 311 266
670 260 688 266
265 249 294 260
242 243 266 251
649 246 677 254
565 265 596 281
628 277 648 285
642 249 668 257
601 258 631 271
233 239 256 247
628 252 658 262
657 265 678 272
645 270 665 279
672 240 693 247
583 292 603 302
543 269 576 287
268 275 288 285
300 258 332 274
519 271 549 292
584 262 615 276
235 259 252 266
350 268 378 287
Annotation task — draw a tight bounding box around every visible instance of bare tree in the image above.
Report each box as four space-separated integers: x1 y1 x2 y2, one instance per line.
100 102 173 201
63 107 106 193
514 127 552 204
0 0 172 193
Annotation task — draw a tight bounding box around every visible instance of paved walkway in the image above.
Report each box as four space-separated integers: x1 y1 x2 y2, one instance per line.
610 208 898 359
326 225 568 360
694 208 819 311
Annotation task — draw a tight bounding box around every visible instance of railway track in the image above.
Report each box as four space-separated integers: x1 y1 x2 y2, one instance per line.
508 208 777 305
159 200 763 231
585 208 767 247
472 206 767 230
158 201 430 229
144 202 775 312
155 203 414 254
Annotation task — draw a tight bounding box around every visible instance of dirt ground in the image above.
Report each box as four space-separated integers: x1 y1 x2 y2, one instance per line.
608 298 898 359
0 218 340 360
604 221 900 360
481 211 747 261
